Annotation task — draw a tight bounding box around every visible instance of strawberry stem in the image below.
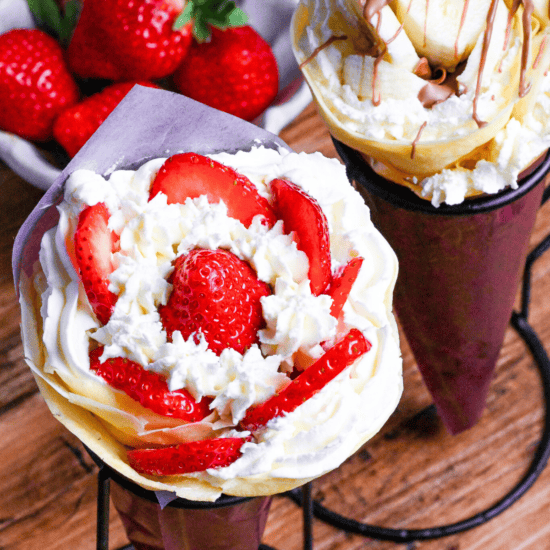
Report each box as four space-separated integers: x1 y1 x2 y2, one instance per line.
173 0 248 42
27 0 81 46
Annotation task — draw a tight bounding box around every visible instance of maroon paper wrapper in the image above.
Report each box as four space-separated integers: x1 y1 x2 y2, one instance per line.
334 138 550 434
110 481 272 550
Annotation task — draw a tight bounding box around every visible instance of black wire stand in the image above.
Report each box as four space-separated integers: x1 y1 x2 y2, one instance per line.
94 180 550 550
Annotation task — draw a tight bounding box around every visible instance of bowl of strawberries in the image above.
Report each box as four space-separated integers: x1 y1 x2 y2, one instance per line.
0 0 308 190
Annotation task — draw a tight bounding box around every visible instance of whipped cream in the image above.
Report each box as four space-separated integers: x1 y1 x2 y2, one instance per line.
23 145 402 499
292 0 550 206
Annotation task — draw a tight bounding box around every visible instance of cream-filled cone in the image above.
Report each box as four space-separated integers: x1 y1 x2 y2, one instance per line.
292 0 550 206
14 87 403 502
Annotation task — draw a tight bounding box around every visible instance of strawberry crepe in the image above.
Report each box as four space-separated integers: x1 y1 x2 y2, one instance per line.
14 87 402 501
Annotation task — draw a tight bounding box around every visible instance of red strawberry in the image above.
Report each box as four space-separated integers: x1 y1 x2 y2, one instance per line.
89 347 212 421
173 26 279 122
270 178 331 296
127 436 246 475
66 0 193 80
149 153 277 227
239 329 370 432
53 81 159 158
326 257 364 319
0 29 79 142
74 203 118 325
159 248 270 356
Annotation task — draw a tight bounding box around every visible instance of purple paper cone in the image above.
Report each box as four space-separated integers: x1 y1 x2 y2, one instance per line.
335 139 549 434
110 481 272 550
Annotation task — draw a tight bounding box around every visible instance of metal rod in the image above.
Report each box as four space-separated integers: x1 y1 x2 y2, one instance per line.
302 483 314 550
97 467 111 550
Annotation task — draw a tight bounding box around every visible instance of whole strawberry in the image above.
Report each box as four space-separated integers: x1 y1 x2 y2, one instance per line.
173 25 279 121
66 0 193 80
159 248 271 356
53 81 159 157
0 29 79 141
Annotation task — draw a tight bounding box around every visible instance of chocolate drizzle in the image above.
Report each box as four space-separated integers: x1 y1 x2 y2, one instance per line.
299 34 349 70
362 1 391 106
534 34 548 69
411 121 428 159
423 0 429 48
357 0 539 138
473 0 500 128
455 0 470 60
520 0 534 97
362 0 391 22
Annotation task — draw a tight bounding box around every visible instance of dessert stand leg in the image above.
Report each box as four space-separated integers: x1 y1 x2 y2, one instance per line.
283 139 550 542
89 450 278 550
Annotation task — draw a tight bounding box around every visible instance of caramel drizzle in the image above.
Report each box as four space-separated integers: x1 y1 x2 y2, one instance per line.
298 35 349 70
454 0 470 59
473 0 500 128
411 121 428 159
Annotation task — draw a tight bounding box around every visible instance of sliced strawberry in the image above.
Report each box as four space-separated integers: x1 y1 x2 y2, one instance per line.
74 203 118 325
159 248 270 356
326 257 364 319
127 437 246 475
239 329 371 432
270 178 331 296
89 347 212 421
149 153 277 228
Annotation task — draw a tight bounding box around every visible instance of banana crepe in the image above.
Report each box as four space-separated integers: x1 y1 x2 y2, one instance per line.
292 0 550 206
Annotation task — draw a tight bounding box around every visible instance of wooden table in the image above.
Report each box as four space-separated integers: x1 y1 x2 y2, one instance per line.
2 102 550 550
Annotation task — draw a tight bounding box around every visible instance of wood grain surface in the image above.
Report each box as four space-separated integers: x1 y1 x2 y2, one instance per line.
2 102 550 550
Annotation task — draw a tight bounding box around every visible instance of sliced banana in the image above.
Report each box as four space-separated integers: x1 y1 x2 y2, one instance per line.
342 0 420 71
458 0 521 99
344 54 428 101
392 0 494 71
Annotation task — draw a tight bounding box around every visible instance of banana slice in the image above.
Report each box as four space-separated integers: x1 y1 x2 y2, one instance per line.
458 0 521 98
343 54 428 101
342 0 420 71
392 0 494 71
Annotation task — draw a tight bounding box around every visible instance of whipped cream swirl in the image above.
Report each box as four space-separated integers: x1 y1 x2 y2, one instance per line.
23 145 402 499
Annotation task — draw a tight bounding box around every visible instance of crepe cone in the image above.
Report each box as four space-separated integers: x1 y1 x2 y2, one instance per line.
335 139 549 434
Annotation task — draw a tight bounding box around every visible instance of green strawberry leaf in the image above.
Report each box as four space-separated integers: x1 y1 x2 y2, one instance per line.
225 7 247 27
28 0 62 30
27 0 80 45
173 1 195 30
173 0 248 42
193 17 211 42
